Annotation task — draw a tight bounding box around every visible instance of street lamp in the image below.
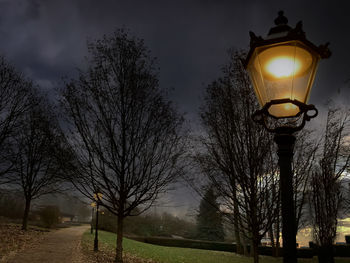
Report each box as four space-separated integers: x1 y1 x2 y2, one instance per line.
90 202 96 234
93 191 103 252
244 11 330 263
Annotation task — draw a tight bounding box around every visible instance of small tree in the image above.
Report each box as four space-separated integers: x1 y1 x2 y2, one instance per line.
293 129 319 233
267 129 318 257
310 107 350 263
194 50 279 263
0 56 32 183
196 186 225 241
61 29 186 263
8 95 65 230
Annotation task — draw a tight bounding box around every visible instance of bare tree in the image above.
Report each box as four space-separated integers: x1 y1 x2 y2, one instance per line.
265 129 318 257
194 50 279 263
293 129 319 232
310 107 350 263
8 95 65 230
60 30 186 263
0 56 32 182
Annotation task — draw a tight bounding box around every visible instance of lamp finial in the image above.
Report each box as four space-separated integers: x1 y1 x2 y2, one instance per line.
274 10 288 26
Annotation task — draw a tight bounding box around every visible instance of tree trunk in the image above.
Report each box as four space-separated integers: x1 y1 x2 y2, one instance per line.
250 238 254 257
91 207 94 234
115 215 124 263
22 198 31 231
237 212 249 256
252 238 259 263
241 232 249 256
233 194 242 254
94 203 99 251
317 245 334 263
275 214 281 257
269 225 275 256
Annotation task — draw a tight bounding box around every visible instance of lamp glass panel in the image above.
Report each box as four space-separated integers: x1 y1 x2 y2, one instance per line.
247 41 320 118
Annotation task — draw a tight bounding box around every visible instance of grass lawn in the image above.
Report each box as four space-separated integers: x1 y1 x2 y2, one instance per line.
82 230 350 263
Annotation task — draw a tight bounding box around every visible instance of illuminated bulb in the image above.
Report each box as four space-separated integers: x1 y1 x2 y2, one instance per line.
266 56 301 78
252 45 313 82
283 103 297 110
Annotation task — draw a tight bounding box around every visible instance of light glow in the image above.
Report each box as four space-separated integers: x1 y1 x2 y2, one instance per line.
283 103 297 111
265 56 301 78
247 40 321 118
268 103 299 117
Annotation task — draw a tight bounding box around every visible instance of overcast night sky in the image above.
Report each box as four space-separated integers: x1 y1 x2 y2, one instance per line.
1 0 350 216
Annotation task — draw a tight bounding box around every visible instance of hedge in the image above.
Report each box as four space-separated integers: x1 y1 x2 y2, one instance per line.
129 237 350 258
127 236 316 258
345 236 350 245
132 237 237 252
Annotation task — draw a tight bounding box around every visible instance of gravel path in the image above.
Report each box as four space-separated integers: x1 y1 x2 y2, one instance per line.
4 225 89 263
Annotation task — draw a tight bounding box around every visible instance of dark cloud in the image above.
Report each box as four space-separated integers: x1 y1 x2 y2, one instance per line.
0 0 349 214
0 1 348 118
22 0 41 21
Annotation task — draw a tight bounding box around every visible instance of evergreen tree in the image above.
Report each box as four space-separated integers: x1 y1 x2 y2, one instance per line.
196 186 225 241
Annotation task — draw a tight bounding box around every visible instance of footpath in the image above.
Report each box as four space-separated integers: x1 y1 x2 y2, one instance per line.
4 225 89 263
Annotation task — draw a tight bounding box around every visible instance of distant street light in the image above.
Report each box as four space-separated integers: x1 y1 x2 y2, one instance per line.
244 11 330 263
93 191 103 252
90 202 96 234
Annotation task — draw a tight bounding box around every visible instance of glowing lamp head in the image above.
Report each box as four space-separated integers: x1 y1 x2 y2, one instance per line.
245 11 330 118
266 56 301 78
248 42 319 118
266 56 298 78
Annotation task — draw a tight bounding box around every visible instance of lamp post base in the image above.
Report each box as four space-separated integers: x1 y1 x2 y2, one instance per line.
274 133 297 263
94 238 98 252
94 203 99 252
91 207 94 234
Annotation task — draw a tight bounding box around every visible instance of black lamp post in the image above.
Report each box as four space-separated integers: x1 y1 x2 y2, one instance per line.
93 192 103 252
90 202 96 234
244 11 330 263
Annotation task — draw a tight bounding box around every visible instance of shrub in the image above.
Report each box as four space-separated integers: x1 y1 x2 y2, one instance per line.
0 191 24 219
39 205 60 228
128 236 314 258
129 236 236 252
98 210 196 238
297 248 313 258
345 236 350 245
333 245 350 257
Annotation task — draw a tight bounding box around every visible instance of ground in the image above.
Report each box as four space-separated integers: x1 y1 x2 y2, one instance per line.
82 232 156 263
2 224 350 263
2 225 89 263
0 224 48 262
82 230 350 263
0 224 151 263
